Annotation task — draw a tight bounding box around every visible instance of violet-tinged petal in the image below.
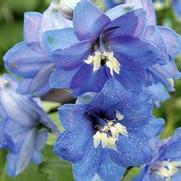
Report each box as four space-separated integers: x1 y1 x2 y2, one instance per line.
73 0 110 41
126 0 156 25
105 3 134 21
144 25 168 63
3 42 50 78
6 129 36 176
158 26 181 60
23 12 42 43
25 63 54 94
38 0 72 49
110 36 161 69
71 64 109 96
105 9 146 39
0 91 36 126
32 131 48 164
17 78 50 97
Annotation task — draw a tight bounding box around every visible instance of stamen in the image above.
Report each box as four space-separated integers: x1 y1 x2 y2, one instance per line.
116 111 124 121
85 51 120 76
93 114 127 150
155 161 181 178
167 78 174 89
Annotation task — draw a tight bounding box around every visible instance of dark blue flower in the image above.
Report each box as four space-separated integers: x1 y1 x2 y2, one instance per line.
0 75 58 176
3 0 72 96
44 0 162 96
134 128 181 181
54 78 164 181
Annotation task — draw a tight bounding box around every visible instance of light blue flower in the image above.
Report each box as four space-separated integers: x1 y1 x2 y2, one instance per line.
54 78 164 181
134 128 181 181
0 75 58 176
3 0 72 96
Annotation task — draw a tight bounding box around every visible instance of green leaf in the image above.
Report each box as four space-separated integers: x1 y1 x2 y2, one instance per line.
122 167 140 181
41 145 74 181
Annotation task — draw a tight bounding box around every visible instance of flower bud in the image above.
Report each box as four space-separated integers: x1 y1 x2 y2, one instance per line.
58 0 82 20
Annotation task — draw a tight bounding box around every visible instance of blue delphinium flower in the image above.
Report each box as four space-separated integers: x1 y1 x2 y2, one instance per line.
44 0 162 96
117 0 181 105
54 78 164 181
3 0 72 96
172 0 181 20
0 75 58 176
134 128 181 181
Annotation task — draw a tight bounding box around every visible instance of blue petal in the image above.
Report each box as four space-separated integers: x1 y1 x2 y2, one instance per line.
3 42 50 78
98 150 126 181
110 36 161 69
32 131 48 164
38 0 72 48
112 133 152 167
72 146 102 181
115 68 146 90
172 173 181 181
51 41 91 69
49 67 79 89
87 78 126 115
137 117 164 139
104 0 118 9
0 120 7 148
58 104 88 130
144 25 169 64
73 0 110 41
145 83 170 107
172 0 181 20
105 4 134 21
20 63 54 94
54 121 93 162
17 78 50 97
132 0 156 26
23 12 42 43
71 64 109 96
159 128 181 161
43 28 79 52
158 26 181 60
4 119 32 153
0 91 36 126
105 9 146 39
6 129 36 176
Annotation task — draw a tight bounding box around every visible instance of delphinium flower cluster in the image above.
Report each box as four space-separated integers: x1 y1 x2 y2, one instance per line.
1 0 181 180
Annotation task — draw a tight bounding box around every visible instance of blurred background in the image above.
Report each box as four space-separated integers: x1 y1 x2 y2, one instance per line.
0 0 181 181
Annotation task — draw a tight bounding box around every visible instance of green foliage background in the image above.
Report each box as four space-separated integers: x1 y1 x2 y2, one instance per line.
0 0 180 180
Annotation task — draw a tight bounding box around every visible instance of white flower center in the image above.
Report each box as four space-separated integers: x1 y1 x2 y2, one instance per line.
93 112 127 150
85 51 121 76
155 161 181 179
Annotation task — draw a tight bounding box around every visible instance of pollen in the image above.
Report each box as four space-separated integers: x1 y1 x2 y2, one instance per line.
155 161 181 179
85 51 120 76
93 113 127 150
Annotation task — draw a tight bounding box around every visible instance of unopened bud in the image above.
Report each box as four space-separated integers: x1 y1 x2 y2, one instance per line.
58 0 81 20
